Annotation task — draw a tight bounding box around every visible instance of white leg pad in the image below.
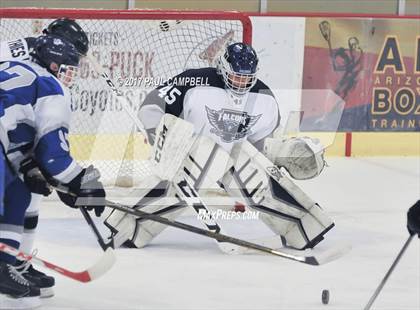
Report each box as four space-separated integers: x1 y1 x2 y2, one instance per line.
223 142 334 250
104 175 187 248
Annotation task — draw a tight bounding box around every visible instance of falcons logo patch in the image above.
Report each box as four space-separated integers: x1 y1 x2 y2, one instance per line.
205 106 261 143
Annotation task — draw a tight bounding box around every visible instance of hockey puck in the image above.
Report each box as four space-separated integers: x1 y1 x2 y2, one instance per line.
233 202 245 213
159 21 170 32
322 289 330 304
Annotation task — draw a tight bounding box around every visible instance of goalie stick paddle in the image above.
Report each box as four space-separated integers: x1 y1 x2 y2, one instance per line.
0 242 116 283
224 234 351 264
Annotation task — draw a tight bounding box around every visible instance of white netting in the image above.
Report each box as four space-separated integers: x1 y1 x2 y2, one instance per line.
0 10 248 187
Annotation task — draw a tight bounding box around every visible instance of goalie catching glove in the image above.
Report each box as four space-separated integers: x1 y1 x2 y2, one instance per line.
56 165 106 217
263 136 326 180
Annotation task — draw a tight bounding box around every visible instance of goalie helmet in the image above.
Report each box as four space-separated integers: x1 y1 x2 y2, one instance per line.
217 42 259 96
31 35 80 87
43 18 89 56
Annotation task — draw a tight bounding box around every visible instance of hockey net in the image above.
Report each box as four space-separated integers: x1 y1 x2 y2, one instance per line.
0 9 251 188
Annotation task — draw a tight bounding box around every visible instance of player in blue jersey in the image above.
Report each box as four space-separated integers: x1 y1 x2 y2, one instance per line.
0 146 4 216
0 103 7 216
0 34 105 309
0 16 89 276
0 19 90 306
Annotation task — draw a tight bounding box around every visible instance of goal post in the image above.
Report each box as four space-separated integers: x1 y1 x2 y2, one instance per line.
0 8 252 187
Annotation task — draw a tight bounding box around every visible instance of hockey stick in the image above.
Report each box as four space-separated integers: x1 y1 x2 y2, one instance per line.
79 207 114 251
0 242 115 283
363 234 415 310
176 174 347 259
44 175 115 251
51 181 346 265
86 53 149 140
53 171 237 254
103 194 346 265
174 172 249 254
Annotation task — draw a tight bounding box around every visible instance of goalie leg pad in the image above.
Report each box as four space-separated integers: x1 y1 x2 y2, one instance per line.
104 209 136 248
104 175 187 248
223 142 334 250
129 197 186 248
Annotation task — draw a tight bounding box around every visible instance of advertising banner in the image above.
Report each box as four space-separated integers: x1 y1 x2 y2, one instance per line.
302 17 419 131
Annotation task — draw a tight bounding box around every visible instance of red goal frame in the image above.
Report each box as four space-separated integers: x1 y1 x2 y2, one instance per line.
0 8 253 44
0 8 254 184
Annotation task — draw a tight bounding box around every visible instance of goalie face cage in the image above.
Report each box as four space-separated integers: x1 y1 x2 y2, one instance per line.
0 8 252 187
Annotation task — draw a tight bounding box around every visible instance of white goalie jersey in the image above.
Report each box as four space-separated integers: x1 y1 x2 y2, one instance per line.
139 67 280 152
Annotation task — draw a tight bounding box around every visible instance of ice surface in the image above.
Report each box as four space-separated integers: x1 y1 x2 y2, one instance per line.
34 157 419 309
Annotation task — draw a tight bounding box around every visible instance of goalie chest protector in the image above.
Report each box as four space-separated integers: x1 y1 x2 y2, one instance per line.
155 68 280 152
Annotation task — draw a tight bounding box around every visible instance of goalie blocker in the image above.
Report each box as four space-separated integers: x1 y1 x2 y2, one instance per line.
105 114 334 250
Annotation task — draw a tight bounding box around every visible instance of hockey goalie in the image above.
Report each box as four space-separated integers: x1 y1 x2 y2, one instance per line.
104 42 334 251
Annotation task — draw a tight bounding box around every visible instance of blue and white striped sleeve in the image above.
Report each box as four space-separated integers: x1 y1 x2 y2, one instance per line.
33 77 82 183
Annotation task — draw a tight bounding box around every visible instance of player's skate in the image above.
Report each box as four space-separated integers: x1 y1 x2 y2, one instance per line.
0 261 41 310
14 260 55 298
104 177 187 248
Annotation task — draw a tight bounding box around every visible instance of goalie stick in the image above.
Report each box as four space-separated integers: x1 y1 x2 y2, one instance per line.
174 172 252 254
51 182 348 265
0 242 116 283
103 194 348 265
52 170 238 255
174 171 347 258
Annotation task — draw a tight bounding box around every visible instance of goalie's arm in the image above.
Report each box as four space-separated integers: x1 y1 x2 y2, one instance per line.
250 103 281 152
138 69 207 144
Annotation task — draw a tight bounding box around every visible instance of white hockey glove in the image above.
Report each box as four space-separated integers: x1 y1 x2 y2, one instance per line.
263 136 326 180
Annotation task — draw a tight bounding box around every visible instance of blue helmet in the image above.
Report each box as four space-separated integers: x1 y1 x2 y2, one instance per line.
31 34 80 87
218 42 259 95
